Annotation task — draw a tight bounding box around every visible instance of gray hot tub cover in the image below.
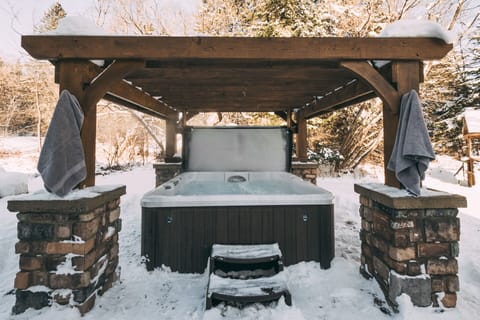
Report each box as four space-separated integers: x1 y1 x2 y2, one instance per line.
387 90 435 196
37 90 86 197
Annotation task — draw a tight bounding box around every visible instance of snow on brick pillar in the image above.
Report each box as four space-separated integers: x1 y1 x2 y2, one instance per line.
154 162 183 187
354 183 466 310
291 162 318 185
7 185 126 315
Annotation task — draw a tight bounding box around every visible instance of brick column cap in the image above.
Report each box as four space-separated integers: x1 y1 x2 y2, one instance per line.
7 185 126 213
291 161 318 168
354 183 467 209
153 162 182 169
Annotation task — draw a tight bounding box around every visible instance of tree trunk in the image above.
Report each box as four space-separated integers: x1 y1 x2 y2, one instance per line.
127 108 165 155
35 73 42 152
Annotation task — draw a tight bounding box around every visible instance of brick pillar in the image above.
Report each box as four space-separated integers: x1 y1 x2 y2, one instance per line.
291 161 318 185
354 183 467 310
154 162 183 187
7 185 126 315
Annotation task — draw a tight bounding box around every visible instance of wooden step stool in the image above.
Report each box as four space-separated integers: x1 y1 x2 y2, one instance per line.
206 243 292 309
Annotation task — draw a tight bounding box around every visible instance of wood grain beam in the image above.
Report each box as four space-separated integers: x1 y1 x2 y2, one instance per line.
84 60 144 107
296 110 308 161
156 89 321 102
274 111 288 122
133 79 348 91
162 97 313 112
108 80 177 119
306 92 378 117
383 61 421 188
165 119 177 159
22 36 452 61
127 66 351 82
79 61 177 119
341 61 400 114
56 61 99 187
103 94 170 119
303 80 374 119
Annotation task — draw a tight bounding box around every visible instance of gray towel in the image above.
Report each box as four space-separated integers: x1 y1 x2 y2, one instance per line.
37 90 86 197
387 90 435 196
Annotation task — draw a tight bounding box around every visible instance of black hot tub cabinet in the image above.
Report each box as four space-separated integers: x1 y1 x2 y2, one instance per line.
141 171 334 273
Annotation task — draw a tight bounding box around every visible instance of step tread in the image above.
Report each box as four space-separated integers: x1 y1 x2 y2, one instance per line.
208 272 288 298
211 243 282 261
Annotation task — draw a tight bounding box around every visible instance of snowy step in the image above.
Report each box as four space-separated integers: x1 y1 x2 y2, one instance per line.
206 243 291 309
211 243 282 263
206 273 292 309
210 243 284 279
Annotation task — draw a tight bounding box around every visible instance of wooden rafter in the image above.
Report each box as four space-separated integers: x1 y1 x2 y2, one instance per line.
81 61 177 119
308 92 378 117
163 98 314 112
107 80 176 119
302 80 375 119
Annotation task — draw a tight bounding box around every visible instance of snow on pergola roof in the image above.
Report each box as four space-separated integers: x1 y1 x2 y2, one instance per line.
378 20 454 44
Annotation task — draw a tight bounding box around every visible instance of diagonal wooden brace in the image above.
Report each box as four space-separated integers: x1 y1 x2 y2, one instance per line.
341 61 400 114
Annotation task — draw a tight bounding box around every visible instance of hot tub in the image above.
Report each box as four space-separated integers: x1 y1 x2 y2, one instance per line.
141 171 334 273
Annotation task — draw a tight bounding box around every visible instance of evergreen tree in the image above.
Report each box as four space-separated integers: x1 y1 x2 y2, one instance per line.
195 0 478 168
421 22 479 156
463 25 479 109
247 0 336 37
421 51 466 155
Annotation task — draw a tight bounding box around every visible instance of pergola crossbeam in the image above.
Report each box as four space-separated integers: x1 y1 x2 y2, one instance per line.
22 36 452 61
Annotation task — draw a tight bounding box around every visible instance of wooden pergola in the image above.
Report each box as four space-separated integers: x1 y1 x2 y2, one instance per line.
21 36 452 188
462 110 480 186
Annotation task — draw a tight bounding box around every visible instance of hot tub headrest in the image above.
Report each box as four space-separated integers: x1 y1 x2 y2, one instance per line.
183 127 292 172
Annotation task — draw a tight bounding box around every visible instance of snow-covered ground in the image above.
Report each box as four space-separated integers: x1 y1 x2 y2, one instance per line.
1 137 479 319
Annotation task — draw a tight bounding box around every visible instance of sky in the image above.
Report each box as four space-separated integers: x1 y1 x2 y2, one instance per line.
0 1 97 60
0 0 201 61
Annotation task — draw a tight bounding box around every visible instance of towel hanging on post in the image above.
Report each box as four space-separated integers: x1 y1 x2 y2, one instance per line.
37 90 86 197
387 90 435 196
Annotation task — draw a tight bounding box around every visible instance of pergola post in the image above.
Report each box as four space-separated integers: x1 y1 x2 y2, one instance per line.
57 60 99 187
296 110 308 161
383 61 421 187
296 111 307 161
465 136 476 186
165 118 177 160
57 60 144 187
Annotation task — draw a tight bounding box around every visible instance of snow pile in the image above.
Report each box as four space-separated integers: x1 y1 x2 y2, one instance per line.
374 20 454 68
212 243 282 260
13 184 123 201
42 16 110 36
0 169 28 198
463 108 480 133
0 136 39 174
0 137 480 319
38 16 111 67
378 20 454 44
